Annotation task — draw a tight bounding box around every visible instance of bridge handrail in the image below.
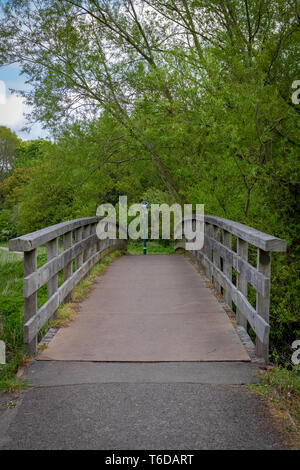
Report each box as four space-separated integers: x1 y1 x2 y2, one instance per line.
175 214 287 363
9 217 127 354
174 214 286 252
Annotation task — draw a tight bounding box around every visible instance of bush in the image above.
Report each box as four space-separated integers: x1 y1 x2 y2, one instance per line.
0 209 18 241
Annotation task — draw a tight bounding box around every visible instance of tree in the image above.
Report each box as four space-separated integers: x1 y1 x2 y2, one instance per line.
0 126 20 181
0 0 299 362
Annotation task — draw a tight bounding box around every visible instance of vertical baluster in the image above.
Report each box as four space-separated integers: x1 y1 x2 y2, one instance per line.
90 222 97 255
223 230 232 308
191 218 196 258
83 224 91 262
75 226 83 270
97 234 102 254
95 219 102 253
256 249 271 363
236 238 248 328
205 223 213 281
212 226 221 292
24 249 37 354
47 238 58 320
63 231 73 302
109 221 113 249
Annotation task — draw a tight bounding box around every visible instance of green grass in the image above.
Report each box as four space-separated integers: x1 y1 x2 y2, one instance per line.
0 249 25 392
250 366 300 440
0 352 28 394
127 240 175 255
0 251 24 349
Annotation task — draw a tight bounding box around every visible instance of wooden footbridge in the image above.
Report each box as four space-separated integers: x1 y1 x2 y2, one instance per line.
9 215 286 365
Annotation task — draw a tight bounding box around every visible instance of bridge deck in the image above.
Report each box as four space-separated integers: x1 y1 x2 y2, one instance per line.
38 254 250 362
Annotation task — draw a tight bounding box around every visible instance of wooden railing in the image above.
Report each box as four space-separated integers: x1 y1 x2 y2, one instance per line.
175 215 287 363
9 217 127 354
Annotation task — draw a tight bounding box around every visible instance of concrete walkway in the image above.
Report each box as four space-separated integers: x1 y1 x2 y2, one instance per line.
0 362 288 449
0 254 289 449
38 254 250 362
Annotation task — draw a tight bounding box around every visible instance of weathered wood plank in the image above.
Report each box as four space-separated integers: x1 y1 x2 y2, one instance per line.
196 250 269 344
24 293 60 344
205 216 286 252
255 249 271 363
177 215 286 252
23 233 99 298
212 226 221 292
204 223 213 281
9 217 99 252
24 249 37 354
236 238 248 329
223 230 232 308
204 235 269 296
90 223 98 256
47 238 58 320
24 242 125 344
63 231 73 303
75 227 83 270
83 224 91 262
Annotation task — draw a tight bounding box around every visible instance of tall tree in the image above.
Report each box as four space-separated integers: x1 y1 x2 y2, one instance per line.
0 126 20 181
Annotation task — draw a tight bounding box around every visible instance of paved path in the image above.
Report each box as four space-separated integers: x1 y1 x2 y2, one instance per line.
0 246 23 255
0 254 289 449
38 254 250 362
0 366 287 450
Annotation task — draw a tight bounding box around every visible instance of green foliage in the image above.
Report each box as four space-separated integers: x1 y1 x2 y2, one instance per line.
0 126 20 182
0 0 298 365
0 351 27 394
0 209 18 240
14 139 50 168
127 240 174 255
0 297 23 351
0 251 24 361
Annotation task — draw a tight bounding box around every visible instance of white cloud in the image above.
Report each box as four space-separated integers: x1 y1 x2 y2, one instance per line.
0 64 49 140
0 80 5 105
0 92 27 128
0 91 48 140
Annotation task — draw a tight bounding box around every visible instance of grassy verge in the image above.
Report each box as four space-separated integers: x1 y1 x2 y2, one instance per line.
249 366 300 447
127 240 174 255
0 247 124 393
0 249 25 394
0 352 28 394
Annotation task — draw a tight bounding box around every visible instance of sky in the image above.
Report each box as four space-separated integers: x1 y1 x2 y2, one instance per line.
0 63 49 140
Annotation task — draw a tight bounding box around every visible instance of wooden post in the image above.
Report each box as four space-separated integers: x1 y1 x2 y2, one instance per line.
90 222 97 255
256 249 271 363
212 226 221 292
204 223 213 281
63 231 73 302
223 230 232 308
192 218 196 259
97 236 102 254
47 238 58 320
83 224 91 262
106 222 111 250
75 226 83 270
24 249 37 354
95 220 102 253
236 238 248 329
